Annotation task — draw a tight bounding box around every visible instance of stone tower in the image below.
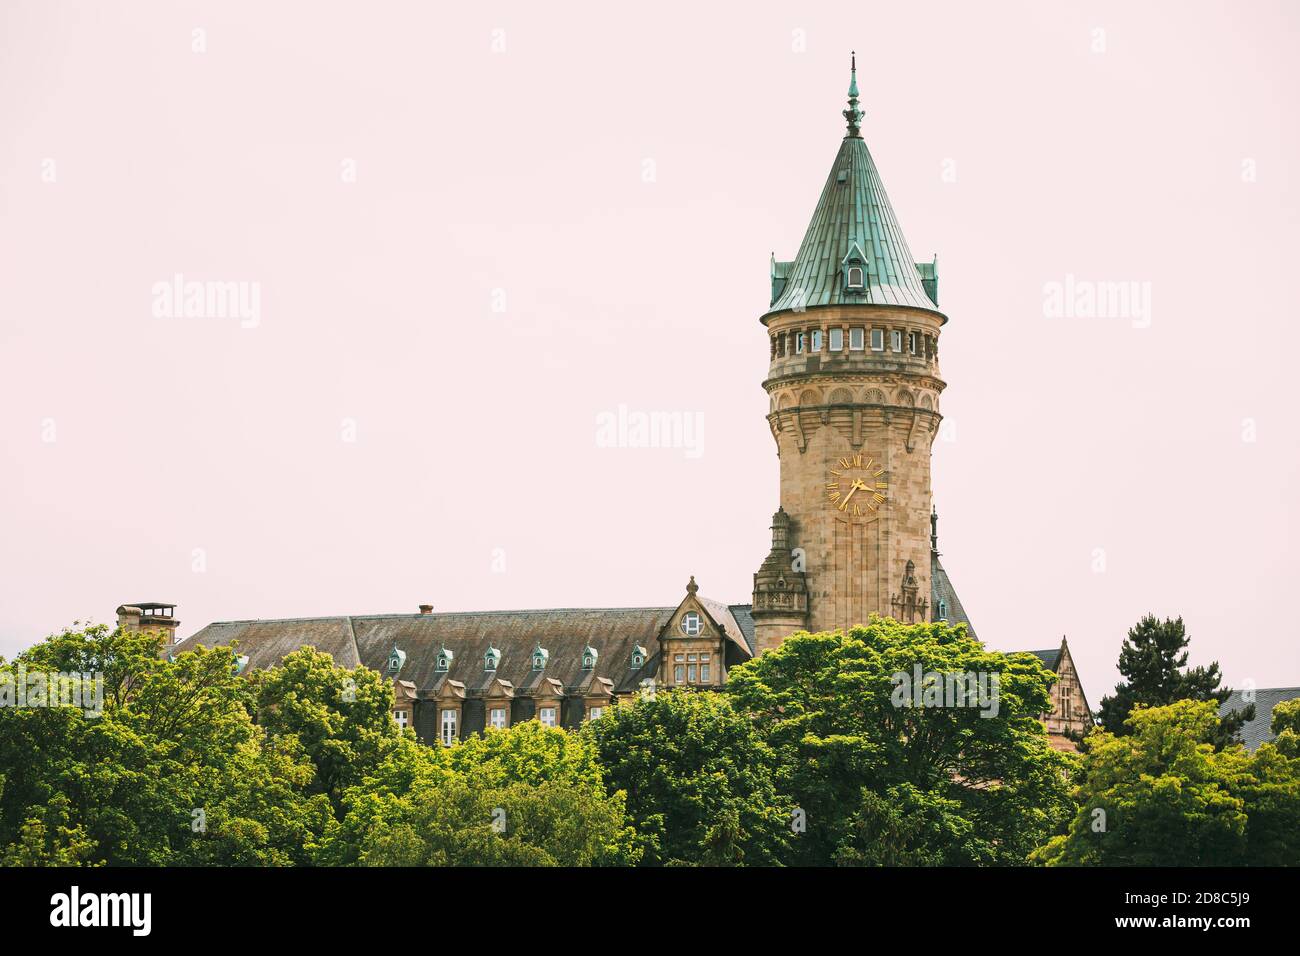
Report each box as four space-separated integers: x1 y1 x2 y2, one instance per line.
751 56 947 653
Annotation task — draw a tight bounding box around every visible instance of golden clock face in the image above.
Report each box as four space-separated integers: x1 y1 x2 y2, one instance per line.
826 452 888 519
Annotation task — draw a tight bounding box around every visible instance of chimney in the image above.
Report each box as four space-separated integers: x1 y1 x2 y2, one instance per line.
117 603 181 643
418 604 434 615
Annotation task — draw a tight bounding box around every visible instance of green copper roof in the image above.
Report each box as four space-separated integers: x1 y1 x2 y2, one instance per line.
767 61 941 318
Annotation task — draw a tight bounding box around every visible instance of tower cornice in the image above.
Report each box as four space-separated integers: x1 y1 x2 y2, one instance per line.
762 369 948 395
760 301 949 328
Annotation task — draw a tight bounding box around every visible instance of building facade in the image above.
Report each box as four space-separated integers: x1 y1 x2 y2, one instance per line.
154 62 1090 750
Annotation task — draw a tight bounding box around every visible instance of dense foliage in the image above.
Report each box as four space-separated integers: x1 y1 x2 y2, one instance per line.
2 617 1296 866
725 619 1074 865
1034 699 1300 866
587 689 792 865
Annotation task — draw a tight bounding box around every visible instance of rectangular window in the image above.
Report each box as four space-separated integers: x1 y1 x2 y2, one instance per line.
440 709 457 746
811 329 823 351
849 328 865 350
700 663 710 683
688 664 697 683
891 329 902 352
393 709 409 730
908 331 919 355
687 653 697 662
489 707 507 729
795 331 805 354
829 328 844 351
674 665 684 684
588 706 605 721
870 328 884 351
539 707 557 727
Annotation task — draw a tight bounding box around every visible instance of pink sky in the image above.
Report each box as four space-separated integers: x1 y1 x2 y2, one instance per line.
2 0 1298 703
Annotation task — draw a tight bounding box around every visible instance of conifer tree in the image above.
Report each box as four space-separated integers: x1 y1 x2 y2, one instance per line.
1097 614 1252 748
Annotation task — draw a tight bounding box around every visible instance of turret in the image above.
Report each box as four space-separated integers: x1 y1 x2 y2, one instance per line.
751 508 811 652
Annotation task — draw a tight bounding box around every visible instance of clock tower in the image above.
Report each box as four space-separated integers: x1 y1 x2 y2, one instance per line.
752 56 948 653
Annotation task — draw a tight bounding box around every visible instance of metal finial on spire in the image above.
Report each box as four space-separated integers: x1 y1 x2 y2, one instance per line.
843 51 863 137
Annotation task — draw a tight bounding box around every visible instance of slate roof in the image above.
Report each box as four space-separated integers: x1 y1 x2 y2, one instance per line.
174 601 757 698
176 617 362 669
1024 648 1062 670
930 552 977 641
1219 687 1300 750
765 79 941 319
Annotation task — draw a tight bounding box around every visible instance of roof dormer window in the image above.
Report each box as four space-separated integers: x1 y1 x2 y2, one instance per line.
484 647 500 672
387 644 407 675
630 644 647 669
843 241 868 294
435 646 454 672
582 646 598 670
532 643 549 671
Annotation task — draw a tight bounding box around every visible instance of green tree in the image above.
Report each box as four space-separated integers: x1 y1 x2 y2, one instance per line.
251 647 403 809
1097 615 1251 747
0 794 97 866
339 721 639 866
1036 699 1300 866
0 625 337 865
725 619 1073 866
586 689 793 866
1270 698 1300 758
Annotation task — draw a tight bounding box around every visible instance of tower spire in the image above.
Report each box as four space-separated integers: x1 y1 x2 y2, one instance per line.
843 51 863 138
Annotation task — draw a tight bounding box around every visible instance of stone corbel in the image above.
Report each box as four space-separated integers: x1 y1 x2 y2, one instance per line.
905 408 923 453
